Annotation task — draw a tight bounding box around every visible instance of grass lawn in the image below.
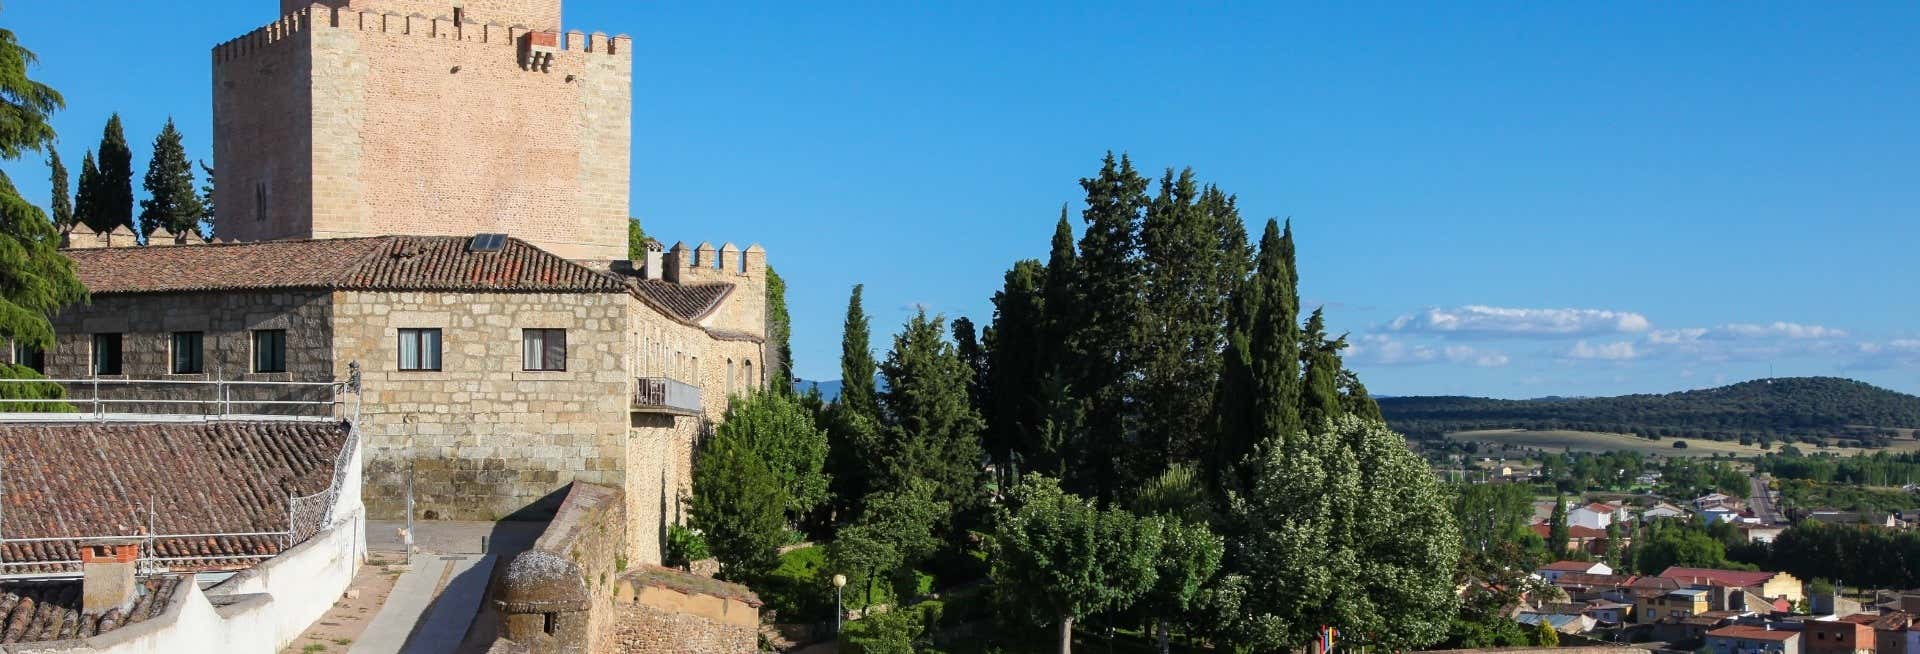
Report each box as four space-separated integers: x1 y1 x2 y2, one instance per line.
1448 429 1920 459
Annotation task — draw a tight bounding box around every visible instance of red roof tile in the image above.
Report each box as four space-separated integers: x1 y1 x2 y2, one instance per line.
1708 626 1799 642
0 421 350 573
1660 567 1779 589
0 576 182 644
1543 560 1605 572
65 236 624 295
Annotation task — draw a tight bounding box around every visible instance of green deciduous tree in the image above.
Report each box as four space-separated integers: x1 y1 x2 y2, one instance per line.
137 118 203 239
1548 495 1570 555
1141 519 1223 654
626 218 646 260
689 430 789 582
714 391 829 523
0 23 84 357
827 479 948 609
877 310 985 522
992 476 1163 654
1226 417 1460 651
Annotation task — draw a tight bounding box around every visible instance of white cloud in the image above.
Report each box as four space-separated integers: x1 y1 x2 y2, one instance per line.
1349 335 1508 367
1388 305 1650 338
1651 322 1847 344
1562 340 1640 361
1849 339 1920 370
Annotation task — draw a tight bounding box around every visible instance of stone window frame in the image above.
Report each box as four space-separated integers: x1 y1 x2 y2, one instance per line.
170 331 206 375
398 328 444 372
91 333 124 377
521 328 567 372
253 329 288 374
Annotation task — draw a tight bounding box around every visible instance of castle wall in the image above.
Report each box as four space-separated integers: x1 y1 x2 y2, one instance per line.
333 289 631 521
283 0 562 32
215 6 632 261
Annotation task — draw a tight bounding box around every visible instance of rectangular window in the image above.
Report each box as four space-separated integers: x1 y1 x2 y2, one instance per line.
522 329 566 371
171 332 204 374
398 328 442 371
11 342 45 374
253 329 287 373
92 333 122 376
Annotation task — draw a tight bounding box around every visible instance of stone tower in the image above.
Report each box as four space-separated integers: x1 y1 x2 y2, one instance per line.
213 1 631 261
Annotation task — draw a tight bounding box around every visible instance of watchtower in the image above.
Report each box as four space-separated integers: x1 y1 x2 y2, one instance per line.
213 1 632 261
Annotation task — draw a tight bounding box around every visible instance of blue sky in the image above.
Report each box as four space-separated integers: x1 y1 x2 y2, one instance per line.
3 2 1917 398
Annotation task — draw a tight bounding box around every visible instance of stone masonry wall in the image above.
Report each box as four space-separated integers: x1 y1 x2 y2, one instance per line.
43 290 338 415
495 482 623 654
283 0 563 31
214 5 631 261
595 569 759 654
334 290 630 521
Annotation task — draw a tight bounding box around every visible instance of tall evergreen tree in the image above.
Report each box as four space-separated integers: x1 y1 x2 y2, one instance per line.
1041 207 1079 359
951 316 988 415
1547 495 1570 555
766 266 793 394
1337 368 1384 422
1138 168 1235 468
92 113 133 234
1299 308 1346 433
138 118 203 239
46 149 68 228
838 284 879 420
1250 220 1303 446
1064 153 1149 501
985 259 1048 471
196 161 215 239
0 23 86 358
72 149 98 232
877 310 986 522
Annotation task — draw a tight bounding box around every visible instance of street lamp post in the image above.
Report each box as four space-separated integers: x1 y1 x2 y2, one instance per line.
831 574 848 635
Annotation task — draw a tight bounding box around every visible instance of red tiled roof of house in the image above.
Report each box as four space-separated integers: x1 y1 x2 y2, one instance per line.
1660 566 1779 589
1584 503 1618 513
626 278 735 323
0 576 183 644
1708 626 1800 642
1543 560 1603 572
0 421 349 573
65 236 625 295
1555 572 1638 588
1838 613 1881 625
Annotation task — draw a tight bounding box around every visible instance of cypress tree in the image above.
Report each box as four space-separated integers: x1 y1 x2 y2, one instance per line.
1065 152 1149 501
93 113 134 234
767 266 793 395
1040 207 1079 364
838 284 879 420
1138 168 1233 468
47 150 69 228
197 161 215 239
951 316 988 415
1299 308 1346 433
1250 219 1303 444
985 259 1047 471
0 25 86 353
72 149 98 232
878 310 985 522
1338 369 1383 422
1548 495 1571 555
138 118 204 239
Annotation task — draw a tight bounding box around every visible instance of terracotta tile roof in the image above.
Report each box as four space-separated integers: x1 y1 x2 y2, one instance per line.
626 278 733 322
1660 566 1780 589
1543 560 1605 572
64 236 624 295
1708 625 1799 642
1530 523 1608 539
0 421 349 573
1555 572 1638 588
0 576 182 644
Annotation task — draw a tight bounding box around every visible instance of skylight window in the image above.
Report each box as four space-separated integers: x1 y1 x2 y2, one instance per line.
469 233 507 252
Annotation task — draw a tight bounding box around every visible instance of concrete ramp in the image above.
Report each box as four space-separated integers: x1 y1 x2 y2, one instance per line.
351 554 496 654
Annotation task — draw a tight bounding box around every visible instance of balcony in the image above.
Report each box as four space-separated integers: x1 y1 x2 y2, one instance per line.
632 377 701 415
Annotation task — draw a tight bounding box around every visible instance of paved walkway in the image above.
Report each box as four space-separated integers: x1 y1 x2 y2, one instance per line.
349 520 546 654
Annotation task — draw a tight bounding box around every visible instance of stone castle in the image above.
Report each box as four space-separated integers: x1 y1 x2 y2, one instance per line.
24 0 770 569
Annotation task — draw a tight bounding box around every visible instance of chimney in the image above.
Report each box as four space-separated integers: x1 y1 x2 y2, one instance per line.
79 538 140 613
643 239 665 280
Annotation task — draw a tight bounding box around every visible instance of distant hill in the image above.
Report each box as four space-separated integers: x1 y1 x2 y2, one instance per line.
1380 377 1920 445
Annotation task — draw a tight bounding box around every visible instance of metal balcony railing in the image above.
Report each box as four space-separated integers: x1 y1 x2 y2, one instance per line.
0 375 355 423
632 377 701 415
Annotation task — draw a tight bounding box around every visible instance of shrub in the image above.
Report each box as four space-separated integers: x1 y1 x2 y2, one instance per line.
664 524 710 569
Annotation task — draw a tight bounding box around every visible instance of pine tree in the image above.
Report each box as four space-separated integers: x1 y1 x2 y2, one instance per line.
138 118 203 239
1250 220 1303 445
0 23 87 365
46 149 69 228
196 160 215 239
1299 308 1346 433
877 310 986 522
838 284 879 420
985 259 1048 471
92 113 134 234
1137 168 1234 469
1064 153 1149 501
72 149 98 232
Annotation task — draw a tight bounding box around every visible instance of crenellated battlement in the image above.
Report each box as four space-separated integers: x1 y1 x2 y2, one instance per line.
662 241 767 284
213 4 629 64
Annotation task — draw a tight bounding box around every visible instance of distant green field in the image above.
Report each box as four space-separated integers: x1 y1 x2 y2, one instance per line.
1443 429 1920 458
